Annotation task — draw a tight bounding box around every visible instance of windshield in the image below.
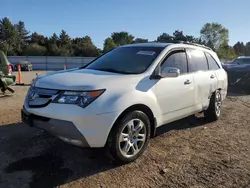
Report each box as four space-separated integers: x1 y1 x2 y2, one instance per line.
232 58 250 65
85 46 164 74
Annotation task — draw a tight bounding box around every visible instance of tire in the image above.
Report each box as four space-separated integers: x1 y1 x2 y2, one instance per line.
204 90 222 121
108 110 151 164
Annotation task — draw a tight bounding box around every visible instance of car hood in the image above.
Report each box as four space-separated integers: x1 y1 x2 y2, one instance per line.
34 68 143 90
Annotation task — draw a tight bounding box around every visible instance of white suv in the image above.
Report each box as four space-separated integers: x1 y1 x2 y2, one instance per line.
22 42 228 163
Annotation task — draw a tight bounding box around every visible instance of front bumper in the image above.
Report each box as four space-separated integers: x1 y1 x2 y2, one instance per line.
21 103 121 148
22 107 90 147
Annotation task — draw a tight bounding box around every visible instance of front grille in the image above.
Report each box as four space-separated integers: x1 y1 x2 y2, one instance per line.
32 114 50 121
28 87 60 108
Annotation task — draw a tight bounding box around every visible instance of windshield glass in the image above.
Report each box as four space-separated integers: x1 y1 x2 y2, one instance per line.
232 58 250 64
85 46 164 74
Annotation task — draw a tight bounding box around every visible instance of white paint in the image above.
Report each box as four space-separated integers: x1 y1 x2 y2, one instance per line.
24 43 228 148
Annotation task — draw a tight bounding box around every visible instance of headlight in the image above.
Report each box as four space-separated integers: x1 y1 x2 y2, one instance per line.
52 89 105 108
31 78 38 87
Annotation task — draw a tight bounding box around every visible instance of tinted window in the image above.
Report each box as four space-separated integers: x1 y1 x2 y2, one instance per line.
187 49 208 72
232 58 250 65
161 51 188 74
205 52 220 70
85 46 164 74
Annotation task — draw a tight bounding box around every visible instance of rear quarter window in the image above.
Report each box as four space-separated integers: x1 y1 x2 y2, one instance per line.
205 52 220 70
187 49 208 72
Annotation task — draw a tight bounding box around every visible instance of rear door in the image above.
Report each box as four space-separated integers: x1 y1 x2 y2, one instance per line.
205 52 227 100
205 52 221 92
186 48 215 108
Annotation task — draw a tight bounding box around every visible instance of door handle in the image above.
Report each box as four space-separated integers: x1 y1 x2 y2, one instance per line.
210 75 215 79
184 80 191 84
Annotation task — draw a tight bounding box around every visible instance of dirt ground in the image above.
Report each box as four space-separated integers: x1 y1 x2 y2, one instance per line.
0 71 250 188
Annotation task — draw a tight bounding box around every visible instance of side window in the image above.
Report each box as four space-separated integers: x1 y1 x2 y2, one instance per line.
205 52 220 70
161 51 188 74
187 49 208 72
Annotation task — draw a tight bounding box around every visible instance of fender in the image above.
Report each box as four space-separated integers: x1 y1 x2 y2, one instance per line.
90 87 163 127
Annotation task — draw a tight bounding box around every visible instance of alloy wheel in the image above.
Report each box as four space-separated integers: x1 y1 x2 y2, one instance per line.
215 91 222 116
118 119 146 158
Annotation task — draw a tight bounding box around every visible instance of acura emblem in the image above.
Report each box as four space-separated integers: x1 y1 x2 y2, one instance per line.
29 90 38 100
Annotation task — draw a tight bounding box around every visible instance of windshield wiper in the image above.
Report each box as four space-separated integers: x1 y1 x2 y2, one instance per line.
93 68 134 74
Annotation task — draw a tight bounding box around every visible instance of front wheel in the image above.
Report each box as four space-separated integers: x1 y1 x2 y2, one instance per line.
204 90 222 121
108 111 151 164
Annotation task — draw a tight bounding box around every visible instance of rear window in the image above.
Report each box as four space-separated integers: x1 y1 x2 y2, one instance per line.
85 46 164 74
205 52 220 70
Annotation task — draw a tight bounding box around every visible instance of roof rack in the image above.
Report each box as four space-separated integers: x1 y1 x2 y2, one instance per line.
146 40 213 51
171 40 212 51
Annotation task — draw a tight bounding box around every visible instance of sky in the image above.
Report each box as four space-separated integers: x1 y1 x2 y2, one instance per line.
2 0 250 49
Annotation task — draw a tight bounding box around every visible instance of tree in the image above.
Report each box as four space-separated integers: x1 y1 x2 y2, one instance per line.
157 31 199 43
30 32 46 45
217 42 236 59
0 42 14 55
14 21 30 54
15 21 29 41
186 35 201 43
133 38 148 43
200 23 229 50
72 36 100 57
239 42 246 55
22 43 47 56
111 31 134 46
0 17 18 55
246 42 250 56
233 42 240 55
57 30 73 56
233 42 246 56
47 33 59 56
0 17 242 59
157 33 173 42
59 30 71 46
50 33 59 45
173 30 187 41
103 37 116 53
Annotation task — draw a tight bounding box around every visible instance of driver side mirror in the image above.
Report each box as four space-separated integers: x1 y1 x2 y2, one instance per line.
161 67 180 78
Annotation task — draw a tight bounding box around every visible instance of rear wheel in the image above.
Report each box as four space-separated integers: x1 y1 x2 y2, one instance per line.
108 111 151 164
204 90 222 121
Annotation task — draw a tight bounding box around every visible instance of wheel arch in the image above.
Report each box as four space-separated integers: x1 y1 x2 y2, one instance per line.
106 104 157 147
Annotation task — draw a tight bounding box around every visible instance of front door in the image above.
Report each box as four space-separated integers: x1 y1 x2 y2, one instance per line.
156 49 195 124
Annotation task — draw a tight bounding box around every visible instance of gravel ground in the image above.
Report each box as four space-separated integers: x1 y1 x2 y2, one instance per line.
0 71 250 188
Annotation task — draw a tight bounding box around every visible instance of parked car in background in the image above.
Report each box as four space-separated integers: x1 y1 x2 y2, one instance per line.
9 63 15 72
222 56 250 70
222 56 250 84
14 61 33 71
22 42 228 163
